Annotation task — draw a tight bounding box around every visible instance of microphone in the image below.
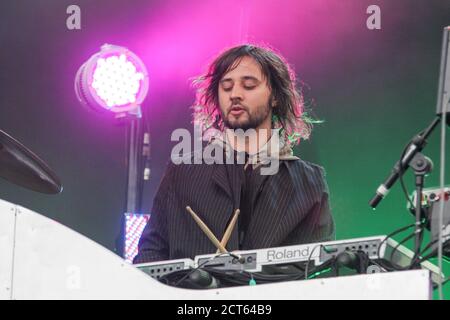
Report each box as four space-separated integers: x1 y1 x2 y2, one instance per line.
369 159 408 209
369 117 441 209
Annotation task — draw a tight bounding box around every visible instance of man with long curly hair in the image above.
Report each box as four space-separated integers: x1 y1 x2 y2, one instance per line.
135 44 334 263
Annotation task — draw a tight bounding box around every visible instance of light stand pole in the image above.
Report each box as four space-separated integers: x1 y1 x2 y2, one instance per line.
125 114 143 214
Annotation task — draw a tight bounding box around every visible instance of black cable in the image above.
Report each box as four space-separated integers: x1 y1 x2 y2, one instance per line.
167 251 247 287
228 258 335 284
167 253 231 287
419 239 438 256
161 256 337 288
417 238 450 263
386 225 427 271
304 244 323 280
409 219 426 269
388 231 416 268
406 239 440 268
377 222 416 260
385 230 448 272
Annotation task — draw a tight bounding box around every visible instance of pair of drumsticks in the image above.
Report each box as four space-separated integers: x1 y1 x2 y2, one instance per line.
186 206 240 254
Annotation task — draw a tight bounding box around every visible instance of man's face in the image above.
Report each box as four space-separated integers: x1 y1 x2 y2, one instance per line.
218 56 272 131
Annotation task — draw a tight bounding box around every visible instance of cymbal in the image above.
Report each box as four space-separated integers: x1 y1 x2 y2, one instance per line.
0 130 62 194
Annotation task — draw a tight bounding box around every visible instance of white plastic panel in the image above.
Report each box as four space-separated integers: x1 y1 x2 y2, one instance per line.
11 204 176 299
202 269 431 300
1 198 431 300
0 199 16 300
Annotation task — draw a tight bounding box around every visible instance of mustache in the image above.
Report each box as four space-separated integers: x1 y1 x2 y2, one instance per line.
228 103 248 112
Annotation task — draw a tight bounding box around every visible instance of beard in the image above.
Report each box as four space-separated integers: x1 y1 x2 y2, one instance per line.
222 103 271 131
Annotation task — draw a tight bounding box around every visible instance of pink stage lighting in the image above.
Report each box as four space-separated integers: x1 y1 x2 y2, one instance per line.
124 213 151 263
75 44 149 115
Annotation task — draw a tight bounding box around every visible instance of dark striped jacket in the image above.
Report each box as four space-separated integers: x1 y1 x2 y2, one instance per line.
134 157 335 263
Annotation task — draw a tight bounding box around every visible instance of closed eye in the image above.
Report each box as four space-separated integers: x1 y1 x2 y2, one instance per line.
222 85 255 92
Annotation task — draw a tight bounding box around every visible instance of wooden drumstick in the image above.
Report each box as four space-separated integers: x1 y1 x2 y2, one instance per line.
186 206 228 254
217 209 240 254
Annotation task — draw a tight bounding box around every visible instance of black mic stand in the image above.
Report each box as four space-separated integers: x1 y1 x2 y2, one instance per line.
369 116 442 265
409 152 433 257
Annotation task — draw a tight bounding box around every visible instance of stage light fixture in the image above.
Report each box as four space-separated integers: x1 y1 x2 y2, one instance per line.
75 44 149 116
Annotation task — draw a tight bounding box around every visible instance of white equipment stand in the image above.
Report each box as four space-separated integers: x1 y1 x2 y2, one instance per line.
0 198 431 300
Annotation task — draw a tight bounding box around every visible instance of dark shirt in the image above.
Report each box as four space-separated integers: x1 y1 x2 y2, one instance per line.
234 152 269 249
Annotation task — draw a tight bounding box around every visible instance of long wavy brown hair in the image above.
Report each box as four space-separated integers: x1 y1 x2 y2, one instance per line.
192 44 313 146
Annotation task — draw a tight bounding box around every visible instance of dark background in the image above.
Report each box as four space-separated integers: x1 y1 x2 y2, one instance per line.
0 0 449 296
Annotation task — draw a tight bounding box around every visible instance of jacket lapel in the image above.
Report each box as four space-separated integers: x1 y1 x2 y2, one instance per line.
208 163 242 251
245 162 295 248
211 163 232 200
211 163 243 209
